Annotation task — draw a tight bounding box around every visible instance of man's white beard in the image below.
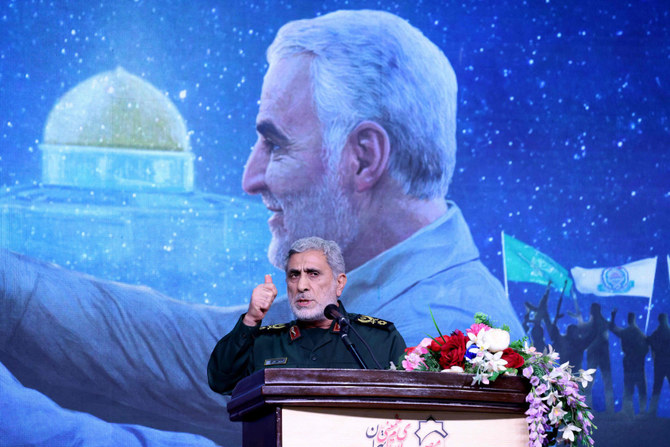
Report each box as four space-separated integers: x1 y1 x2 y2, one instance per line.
266 171 358 269
290 293 338 322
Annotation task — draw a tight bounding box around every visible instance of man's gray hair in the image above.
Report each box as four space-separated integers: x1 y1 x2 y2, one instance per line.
267 9 457 199
285 237 346 277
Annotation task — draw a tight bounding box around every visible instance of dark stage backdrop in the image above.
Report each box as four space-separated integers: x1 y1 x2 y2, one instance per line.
1 1 668 446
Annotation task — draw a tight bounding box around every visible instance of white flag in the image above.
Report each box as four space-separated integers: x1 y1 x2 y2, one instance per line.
570 256 657 298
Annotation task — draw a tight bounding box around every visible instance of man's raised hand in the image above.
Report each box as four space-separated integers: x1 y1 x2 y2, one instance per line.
242 274 278 326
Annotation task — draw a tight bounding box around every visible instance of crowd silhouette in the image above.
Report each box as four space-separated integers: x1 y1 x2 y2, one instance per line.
610 310 649 414
649 313 670 415
523 285 669 416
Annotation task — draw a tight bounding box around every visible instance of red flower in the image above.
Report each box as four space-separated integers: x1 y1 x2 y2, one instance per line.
429 336 451 352
431 330 468 369
501 348 524 369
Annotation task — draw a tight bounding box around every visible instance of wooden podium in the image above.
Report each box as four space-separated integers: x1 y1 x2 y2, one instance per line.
228 368 531 447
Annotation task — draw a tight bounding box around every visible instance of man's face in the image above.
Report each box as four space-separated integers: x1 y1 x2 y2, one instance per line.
285 249 346 324
242 55 358 268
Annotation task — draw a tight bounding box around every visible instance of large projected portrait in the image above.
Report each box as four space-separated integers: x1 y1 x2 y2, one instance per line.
1 1 668 446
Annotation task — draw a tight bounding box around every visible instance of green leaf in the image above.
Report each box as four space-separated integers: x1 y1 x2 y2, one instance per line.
429 308 445 340
510 337 528 350
474 312 494 326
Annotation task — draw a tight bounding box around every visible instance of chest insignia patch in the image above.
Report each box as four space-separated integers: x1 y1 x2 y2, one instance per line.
264 357 288 366
289 325 301 341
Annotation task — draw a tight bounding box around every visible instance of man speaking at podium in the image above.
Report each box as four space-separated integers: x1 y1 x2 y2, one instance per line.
208 237 406 395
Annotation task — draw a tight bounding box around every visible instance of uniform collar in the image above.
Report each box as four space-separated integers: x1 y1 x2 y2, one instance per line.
328 300 348 334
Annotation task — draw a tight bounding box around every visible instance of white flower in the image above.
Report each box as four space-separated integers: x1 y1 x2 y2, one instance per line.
560 423 581 442
548 364 569 381
473 371 491 385
544 345 560 362
543 390 560 406
481 328 510 352
484 350 508 373
547 401 567 425
466 328 487 349
441 365 464 373
577 368 597 387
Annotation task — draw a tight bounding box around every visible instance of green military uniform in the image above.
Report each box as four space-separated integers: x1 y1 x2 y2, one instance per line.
208 302 406 395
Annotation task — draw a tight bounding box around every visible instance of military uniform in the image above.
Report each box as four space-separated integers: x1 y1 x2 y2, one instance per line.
207 302 406 395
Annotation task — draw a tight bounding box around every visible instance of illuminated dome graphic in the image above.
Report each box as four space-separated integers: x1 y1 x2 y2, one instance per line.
40 67 194 192
1 69 272 305
44 67 190 151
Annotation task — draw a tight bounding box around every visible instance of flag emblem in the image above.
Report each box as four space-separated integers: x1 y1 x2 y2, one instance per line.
501 233 572 293
598 266 634 293
571 256 657 298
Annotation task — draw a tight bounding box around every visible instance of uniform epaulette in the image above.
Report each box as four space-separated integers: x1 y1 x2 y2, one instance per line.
352 314 394 330
259 323 288 332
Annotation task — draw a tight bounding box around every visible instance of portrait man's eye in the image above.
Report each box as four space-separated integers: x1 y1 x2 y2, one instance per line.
264 138 281 153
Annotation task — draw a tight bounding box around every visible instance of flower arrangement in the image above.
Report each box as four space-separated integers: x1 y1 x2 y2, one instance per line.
396 312 597 447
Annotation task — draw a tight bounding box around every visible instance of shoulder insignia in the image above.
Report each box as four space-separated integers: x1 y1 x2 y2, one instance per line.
354 315 394 329
259 323 288 332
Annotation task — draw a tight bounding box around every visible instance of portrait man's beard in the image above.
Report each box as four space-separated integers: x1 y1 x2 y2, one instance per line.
264 169 358 270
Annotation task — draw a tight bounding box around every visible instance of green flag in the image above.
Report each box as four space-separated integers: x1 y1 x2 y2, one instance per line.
502 233 573 293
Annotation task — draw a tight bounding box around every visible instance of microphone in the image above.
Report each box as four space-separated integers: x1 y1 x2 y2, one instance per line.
324 304 367 369
324 304 349 327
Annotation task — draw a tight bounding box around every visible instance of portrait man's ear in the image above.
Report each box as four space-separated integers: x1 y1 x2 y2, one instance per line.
341 121 390 193
335 273 347 297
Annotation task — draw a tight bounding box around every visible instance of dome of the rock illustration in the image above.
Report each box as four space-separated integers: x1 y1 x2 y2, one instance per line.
44 67 190 151
3 69 272 308
40 67 194 191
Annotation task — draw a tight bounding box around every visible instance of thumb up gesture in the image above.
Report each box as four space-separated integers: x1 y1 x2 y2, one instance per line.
243 275 278 326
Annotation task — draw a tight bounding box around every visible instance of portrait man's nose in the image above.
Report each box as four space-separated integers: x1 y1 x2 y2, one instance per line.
242 143 270 194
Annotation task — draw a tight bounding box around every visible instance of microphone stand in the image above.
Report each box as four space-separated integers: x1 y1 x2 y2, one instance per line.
338 320 368 369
